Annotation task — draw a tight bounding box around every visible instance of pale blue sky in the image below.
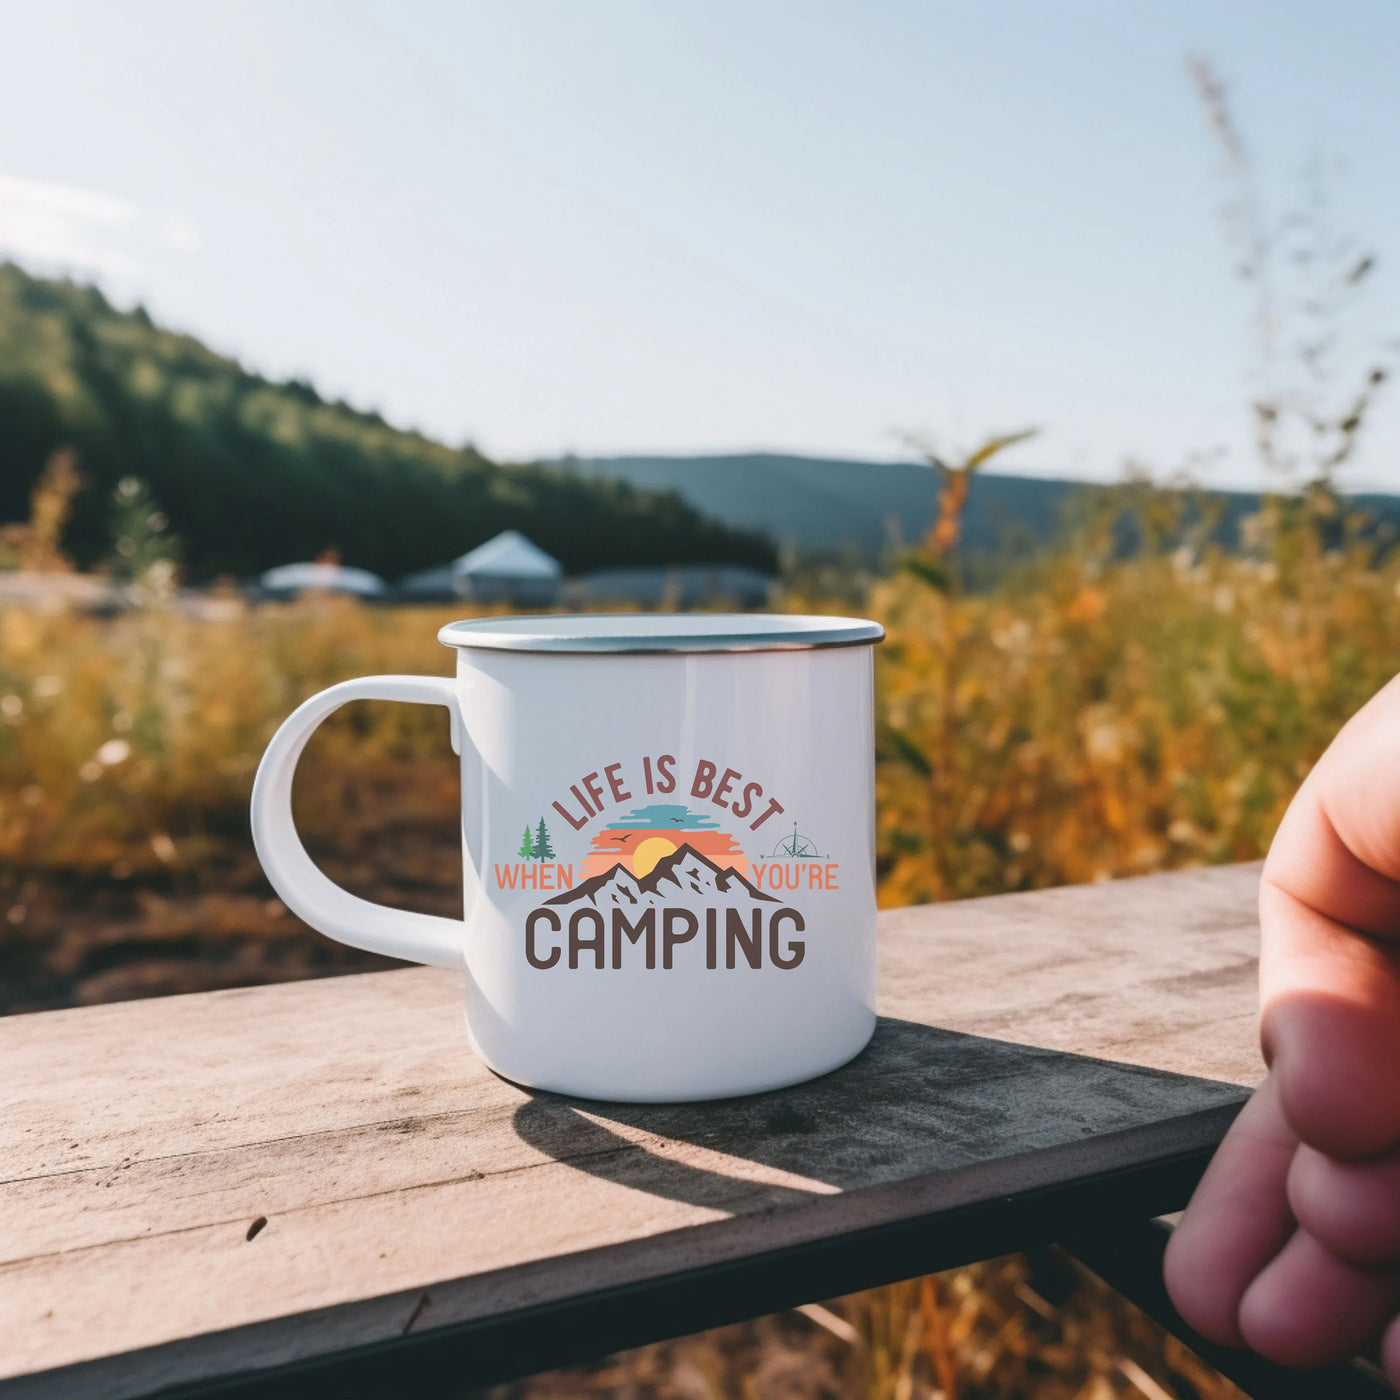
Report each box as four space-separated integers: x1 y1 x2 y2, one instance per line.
2 1 1397 486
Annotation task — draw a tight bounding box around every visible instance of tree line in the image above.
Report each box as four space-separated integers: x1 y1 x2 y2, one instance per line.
0 263 776 580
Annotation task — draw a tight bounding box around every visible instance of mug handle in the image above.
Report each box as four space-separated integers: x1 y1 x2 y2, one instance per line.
250 675 465 968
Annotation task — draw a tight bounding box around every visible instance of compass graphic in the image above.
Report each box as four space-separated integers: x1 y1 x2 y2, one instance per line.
771 821 821 859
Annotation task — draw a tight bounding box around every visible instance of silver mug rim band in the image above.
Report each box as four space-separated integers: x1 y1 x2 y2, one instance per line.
437 613 886 655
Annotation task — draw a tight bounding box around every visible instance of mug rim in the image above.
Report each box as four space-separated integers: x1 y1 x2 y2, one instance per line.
438 612 884 655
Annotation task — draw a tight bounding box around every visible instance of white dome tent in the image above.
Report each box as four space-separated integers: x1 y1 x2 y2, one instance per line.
257 562 388 601
397 530 563 606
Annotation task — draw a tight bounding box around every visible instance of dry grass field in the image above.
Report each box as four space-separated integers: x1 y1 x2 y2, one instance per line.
4 491 1392 1007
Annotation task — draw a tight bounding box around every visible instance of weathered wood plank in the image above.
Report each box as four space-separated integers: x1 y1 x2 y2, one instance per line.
878 861 1264 1085
0 863 1263 1397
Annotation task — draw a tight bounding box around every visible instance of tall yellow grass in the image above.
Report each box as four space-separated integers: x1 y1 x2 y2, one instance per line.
2 510 1395 900
863 515 1395 907
0 596 468 877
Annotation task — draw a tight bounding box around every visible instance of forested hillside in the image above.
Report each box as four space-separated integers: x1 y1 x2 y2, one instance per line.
0 265 775 579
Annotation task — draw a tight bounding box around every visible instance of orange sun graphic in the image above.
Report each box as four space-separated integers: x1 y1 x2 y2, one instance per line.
580 803 749 879
631 836 678 876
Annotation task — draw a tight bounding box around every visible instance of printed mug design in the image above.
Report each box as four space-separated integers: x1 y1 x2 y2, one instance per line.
489 752 840 975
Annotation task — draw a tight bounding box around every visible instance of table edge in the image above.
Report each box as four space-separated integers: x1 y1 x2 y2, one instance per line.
0 1098 1247 1400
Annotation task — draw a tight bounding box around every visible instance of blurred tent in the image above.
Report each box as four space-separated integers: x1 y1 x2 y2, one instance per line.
397 530 563 605
256 562 388 601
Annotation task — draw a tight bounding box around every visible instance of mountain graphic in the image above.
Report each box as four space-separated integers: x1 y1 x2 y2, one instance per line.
546 844 778 909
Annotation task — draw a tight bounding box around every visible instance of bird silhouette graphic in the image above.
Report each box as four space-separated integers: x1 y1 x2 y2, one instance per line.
610 834 633 844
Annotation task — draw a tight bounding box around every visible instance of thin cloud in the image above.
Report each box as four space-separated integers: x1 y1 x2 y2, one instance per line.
0 172 198 284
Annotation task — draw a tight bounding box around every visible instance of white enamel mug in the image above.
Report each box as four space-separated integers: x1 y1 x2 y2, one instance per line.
251 613 884 1102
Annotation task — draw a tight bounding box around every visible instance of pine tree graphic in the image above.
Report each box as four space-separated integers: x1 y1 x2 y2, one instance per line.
533 817 556 861
517 825 535 859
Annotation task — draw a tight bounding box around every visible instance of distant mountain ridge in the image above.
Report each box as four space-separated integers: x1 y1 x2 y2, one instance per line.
549 452 1400 564
548 845 776 908
548 451 1090 559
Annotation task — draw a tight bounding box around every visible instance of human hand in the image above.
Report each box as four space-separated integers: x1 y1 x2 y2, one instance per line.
1165 674 1400 1374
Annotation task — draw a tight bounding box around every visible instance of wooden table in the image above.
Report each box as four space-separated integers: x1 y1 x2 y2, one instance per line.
1 864 1267 1399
